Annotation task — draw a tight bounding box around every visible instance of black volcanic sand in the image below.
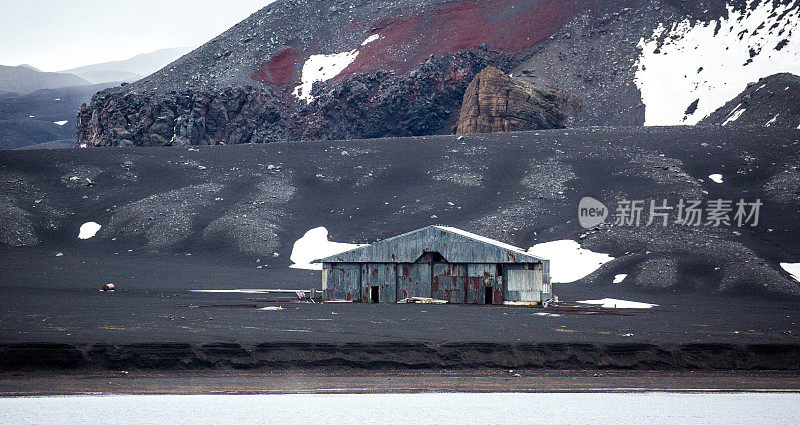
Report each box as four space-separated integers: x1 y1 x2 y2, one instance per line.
0 247 798 345
1 127 800 370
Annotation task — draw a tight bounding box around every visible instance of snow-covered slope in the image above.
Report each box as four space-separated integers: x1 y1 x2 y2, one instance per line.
635 0 800 126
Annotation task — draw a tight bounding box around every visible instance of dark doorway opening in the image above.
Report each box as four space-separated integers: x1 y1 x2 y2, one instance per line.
485 286 493 305
371 286 380 303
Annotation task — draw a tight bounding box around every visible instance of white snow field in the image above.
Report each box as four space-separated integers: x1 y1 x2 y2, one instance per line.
781 263 800 282
77 222 101 239
613 274 628 284
635 0 800 125
293 34 384 102
53 120 68 126
289 227 365 270
293 50 359 102
577 298 659 309
708 174 724 184
527 240 614 283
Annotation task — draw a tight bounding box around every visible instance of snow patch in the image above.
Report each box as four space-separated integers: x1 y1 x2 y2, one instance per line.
613 274 628 284
708 174 724 184
260 306 285 311
290 227 365 270
721 104 746 126
635 0 800 125
766 114 779 127
78 222 101 239
577 298 658 309
780 263 800 282
527 240 614 283
53 120 68 126
361 34 380 46
293 50 359 103
437 226 530 256
292 34 388 103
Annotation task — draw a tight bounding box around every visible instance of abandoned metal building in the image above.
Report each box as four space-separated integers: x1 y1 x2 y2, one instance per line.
316 226 551 304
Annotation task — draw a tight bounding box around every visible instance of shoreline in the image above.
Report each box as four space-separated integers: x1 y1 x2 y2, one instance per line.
3 369 800 397
2 342 799 371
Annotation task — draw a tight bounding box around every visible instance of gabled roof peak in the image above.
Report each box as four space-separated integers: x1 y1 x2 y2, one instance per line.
316 225 546 264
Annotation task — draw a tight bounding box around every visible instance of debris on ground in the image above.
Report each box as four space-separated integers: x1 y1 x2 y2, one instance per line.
397 297 448 304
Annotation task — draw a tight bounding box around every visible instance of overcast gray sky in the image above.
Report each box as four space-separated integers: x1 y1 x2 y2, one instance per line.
0 0 274 71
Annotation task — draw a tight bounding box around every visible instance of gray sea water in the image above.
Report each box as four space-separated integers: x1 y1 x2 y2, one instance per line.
1 392 798 424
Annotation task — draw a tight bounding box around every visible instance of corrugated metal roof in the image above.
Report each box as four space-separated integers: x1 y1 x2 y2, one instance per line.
316 225 547 264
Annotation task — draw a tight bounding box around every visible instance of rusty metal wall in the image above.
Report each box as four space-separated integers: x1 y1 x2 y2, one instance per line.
432 263 467 303
323 259 551 303
397 263 432 300
466 264 500 304
361 263 397 303
325 263 361 301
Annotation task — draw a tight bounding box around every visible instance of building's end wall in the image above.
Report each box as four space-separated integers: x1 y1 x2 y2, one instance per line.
323 263 361 301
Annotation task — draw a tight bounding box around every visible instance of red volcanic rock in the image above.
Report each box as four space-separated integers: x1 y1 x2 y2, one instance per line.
250 47 302 86
337 0 580 84
455 66 567 134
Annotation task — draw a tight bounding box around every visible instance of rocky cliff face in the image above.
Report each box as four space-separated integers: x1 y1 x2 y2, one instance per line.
74 0 647 147
77 49 516 145
75 0 783 146
454 67 569 134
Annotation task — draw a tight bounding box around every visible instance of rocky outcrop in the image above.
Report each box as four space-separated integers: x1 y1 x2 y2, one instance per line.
77 87 287 146
699 73 800 129
77 49 517 146
454 67 568 134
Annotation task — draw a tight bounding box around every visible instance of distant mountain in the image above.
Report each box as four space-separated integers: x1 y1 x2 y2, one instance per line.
700 73 800 130
0 48 190 149
60 48 192 84
0 83 117 150
0 65 89 95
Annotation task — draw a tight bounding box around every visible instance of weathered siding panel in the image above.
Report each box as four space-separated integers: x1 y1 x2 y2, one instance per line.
432 263 467 303
361 263 397 303
505 264 543 302
397 263 431 300
466 264 500 304
326 263 361 301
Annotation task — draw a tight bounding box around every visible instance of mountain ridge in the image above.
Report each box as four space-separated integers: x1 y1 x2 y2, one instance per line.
76 0 800 147
0 65 89 95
